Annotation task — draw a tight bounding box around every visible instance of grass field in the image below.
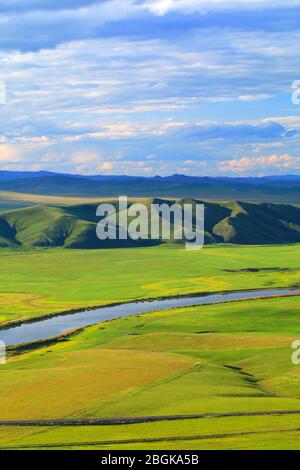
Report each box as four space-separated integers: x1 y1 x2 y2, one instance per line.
0 190 152 210
0 190 115 208
1 244 300 449
0 244 300 326
1 294 300 449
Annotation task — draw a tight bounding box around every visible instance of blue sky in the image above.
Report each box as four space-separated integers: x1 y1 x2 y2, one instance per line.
0 0 300 176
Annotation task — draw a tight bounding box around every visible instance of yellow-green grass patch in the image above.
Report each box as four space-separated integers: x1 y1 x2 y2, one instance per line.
0 348 196 420
106 332 295 352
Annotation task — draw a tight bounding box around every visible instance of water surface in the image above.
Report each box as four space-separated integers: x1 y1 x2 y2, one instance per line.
1 288 299 347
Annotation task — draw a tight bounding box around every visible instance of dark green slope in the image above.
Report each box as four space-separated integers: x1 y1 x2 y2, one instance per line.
0 218 18 247
0 200 300 248
212 201 300 244
1 205 94 248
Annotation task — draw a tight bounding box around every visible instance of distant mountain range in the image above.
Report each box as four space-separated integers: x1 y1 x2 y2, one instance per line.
1 199 300 248
0 170 300 203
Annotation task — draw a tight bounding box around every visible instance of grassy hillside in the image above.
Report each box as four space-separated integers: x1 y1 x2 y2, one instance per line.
1 200 300 248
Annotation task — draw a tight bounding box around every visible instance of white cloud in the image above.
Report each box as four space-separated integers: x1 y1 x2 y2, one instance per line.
0 3 299 175
144 0 300 16
0 1 139 29
1 0 299 27
70 151 102 164
96 162 114 171
1 29 299 146
219 153 300 173
41 152 65 163
0 144 22 163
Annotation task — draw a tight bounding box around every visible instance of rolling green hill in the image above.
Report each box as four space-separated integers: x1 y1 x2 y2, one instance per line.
1 200 300 248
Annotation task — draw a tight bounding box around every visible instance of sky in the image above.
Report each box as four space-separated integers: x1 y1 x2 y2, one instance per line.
0 0 300 176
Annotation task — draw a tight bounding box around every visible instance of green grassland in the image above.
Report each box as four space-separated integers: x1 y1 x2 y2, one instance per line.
1 243 300 449
1 200 300 249
2 294 300 449
0 244 300 325
0 190 113 211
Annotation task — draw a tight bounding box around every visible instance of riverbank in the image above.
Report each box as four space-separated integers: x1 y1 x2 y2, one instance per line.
2 288 300 347
0 245 300 326
1 295 300 449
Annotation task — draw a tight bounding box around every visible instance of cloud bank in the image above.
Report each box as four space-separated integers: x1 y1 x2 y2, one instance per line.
0 1 299 175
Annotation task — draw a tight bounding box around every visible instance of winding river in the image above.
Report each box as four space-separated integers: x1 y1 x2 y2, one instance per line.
1 288 299 347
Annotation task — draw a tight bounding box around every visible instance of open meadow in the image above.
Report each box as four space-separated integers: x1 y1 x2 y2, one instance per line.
0 244 300 326
1 295 300 449
0 244 300 449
